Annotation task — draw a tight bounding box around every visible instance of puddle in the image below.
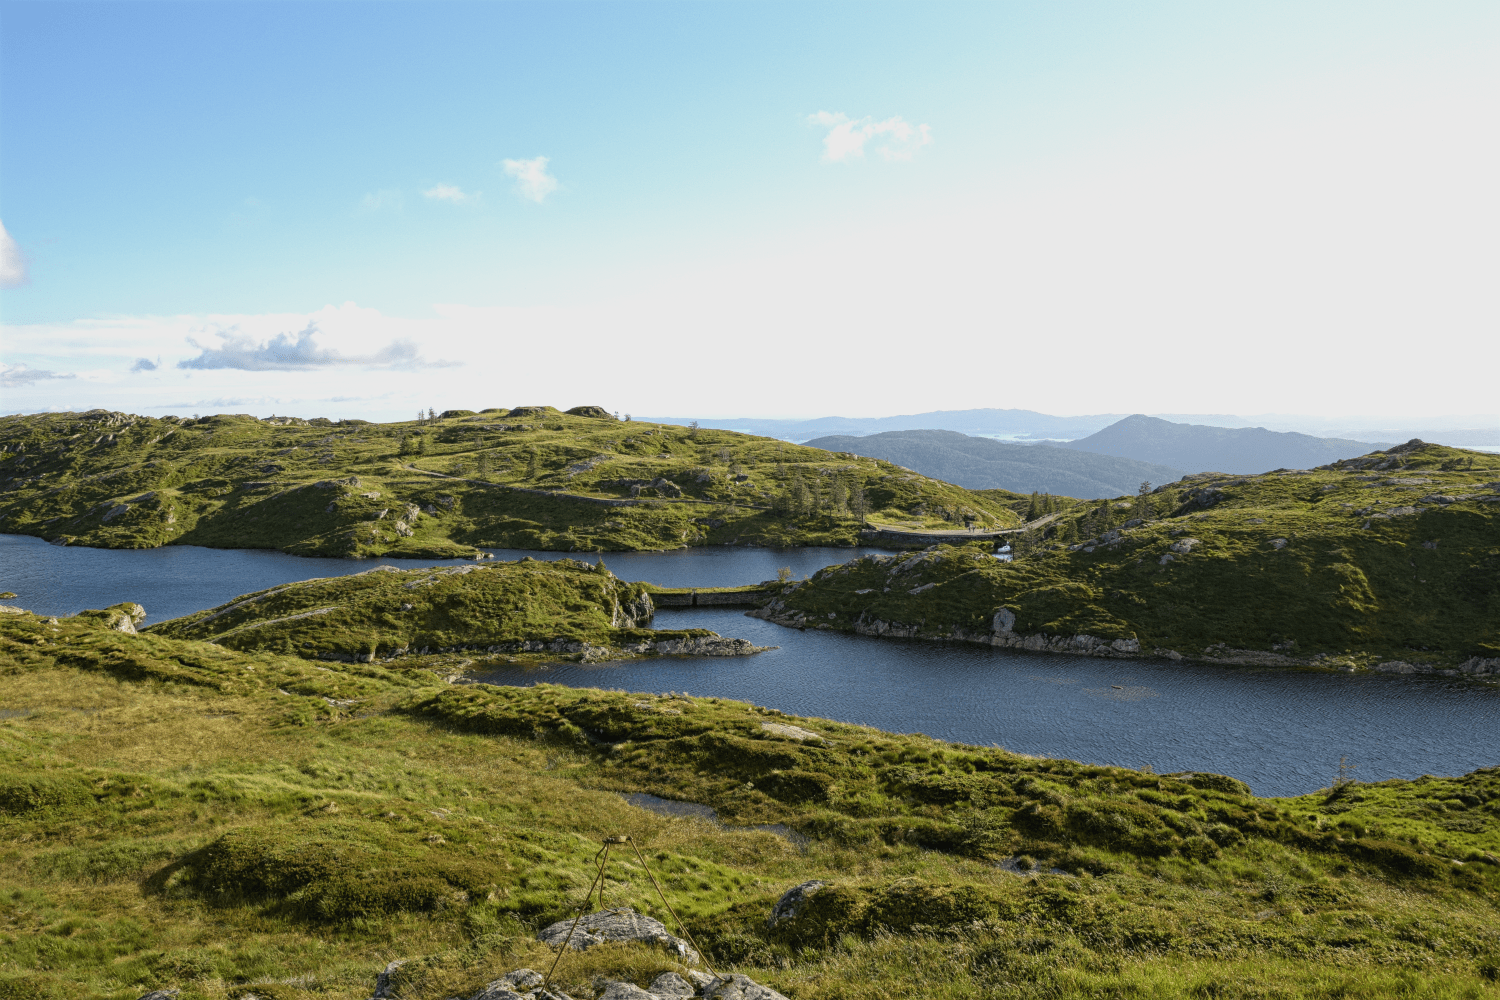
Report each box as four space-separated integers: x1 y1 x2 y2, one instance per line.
622 792 809 849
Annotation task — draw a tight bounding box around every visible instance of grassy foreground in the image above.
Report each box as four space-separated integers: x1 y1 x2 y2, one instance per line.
0 407 1021 557
2 603 1498 999
760 440 1500 669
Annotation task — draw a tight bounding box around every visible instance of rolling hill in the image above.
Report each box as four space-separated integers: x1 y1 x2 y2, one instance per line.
0 407 1023 557
805 429 1185 499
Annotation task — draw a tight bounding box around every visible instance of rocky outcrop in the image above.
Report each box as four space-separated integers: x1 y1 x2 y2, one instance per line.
431 967 788 1000
537 908 699 963
767 880 830 930
648 635 772 657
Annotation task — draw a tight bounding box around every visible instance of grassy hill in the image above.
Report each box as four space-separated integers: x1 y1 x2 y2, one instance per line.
144 557 768 664
0 408 1021 557
754 440 1500 670
3 602 1498 999
1060 415 1392 476
805 429 1185 499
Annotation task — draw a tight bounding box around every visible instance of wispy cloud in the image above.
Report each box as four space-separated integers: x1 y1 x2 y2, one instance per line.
131 357 160 372
1 363 75 387
177 324 458 371
807 112 932 162
0 220 29 289
501 156 559 203
422 183 477 204
358 189 403 213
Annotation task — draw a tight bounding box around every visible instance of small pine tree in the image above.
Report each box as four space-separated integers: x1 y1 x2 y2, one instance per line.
477 451 491 479
526 449 539 479
1026 492 1039 521
832 476 849 516
417 435 428 456
792 473 811 517
1136 481 1153 520
427 408 437 422
851 486 869 524
397 435 411 456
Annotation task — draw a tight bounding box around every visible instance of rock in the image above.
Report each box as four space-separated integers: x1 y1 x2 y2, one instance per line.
650 477 684 498
467 985 525 1000
1168 537 1199 554
109 603 147 633
371 959 407 999
992 608 1016 633
760 721 824 742
137 991 180 1000
537 908 699 964
393 520 414 537
598 983 658 1000
1158 553 1175 565
102 503 131 522
1421 540 1438 549
648 972 697 996
699 973 792 1000
767 880 829 930
651 635 769 657
1269 538 1288 549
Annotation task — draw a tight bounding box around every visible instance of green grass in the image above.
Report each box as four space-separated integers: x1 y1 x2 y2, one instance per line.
0 408 1022 558
143 557 695 662
2 602 1498 999
759 440 1500 668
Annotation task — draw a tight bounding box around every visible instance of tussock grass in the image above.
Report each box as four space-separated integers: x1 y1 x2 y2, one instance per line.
1 606 1497 998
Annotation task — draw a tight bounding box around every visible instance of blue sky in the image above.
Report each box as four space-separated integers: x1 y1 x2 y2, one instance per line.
2 1 1497 422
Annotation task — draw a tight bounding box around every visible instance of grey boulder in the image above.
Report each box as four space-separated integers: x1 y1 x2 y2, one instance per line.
648 971 698 996
537 908 699 964
766 880 828 930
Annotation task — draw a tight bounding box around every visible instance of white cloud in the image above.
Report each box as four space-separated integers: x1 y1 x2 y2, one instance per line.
178 323 457 371
1 363 74 388
422 183 476 204
501 156 560 203
807 112 932 162
0 220 29 288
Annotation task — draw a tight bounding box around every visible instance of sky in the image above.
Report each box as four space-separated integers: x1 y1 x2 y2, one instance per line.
2 1 1498 424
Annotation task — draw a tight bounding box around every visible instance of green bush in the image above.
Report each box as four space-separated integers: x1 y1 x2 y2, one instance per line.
0 773 92 814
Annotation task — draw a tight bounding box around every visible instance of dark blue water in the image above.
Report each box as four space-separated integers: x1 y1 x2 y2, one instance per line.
0 534 885 625
3 533 1496 797
472 607 1500 799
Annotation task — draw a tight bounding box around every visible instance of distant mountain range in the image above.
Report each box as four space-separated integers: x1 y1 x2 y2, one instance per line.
646 408 1500 449
804 429 1184 499
805 415 1400 497
1058 415 1393 476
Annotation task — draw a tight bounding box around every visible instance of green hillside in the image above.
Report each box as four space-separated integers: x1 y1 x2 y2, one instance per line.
2 603 1497 999
0 407 1021 557
755 440 1500 670
144 557 775 666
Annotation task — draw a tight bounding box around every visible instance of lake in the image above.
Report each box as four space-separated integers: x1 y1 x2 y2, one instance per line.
3 533 1495 797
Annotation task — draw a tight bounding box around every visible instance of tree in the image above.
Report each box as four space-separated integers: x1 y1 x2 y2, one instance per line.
851 485 870 524
792 473 812 517
776 566 793 583
477 451 491 479
526 449 539 479
1025 492 1040 521
416 410 425 426
417 435 428 456
832 476 849 516
397 435 412 456
1136 481 1153 520
427 408 437 423
689 420 700 438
